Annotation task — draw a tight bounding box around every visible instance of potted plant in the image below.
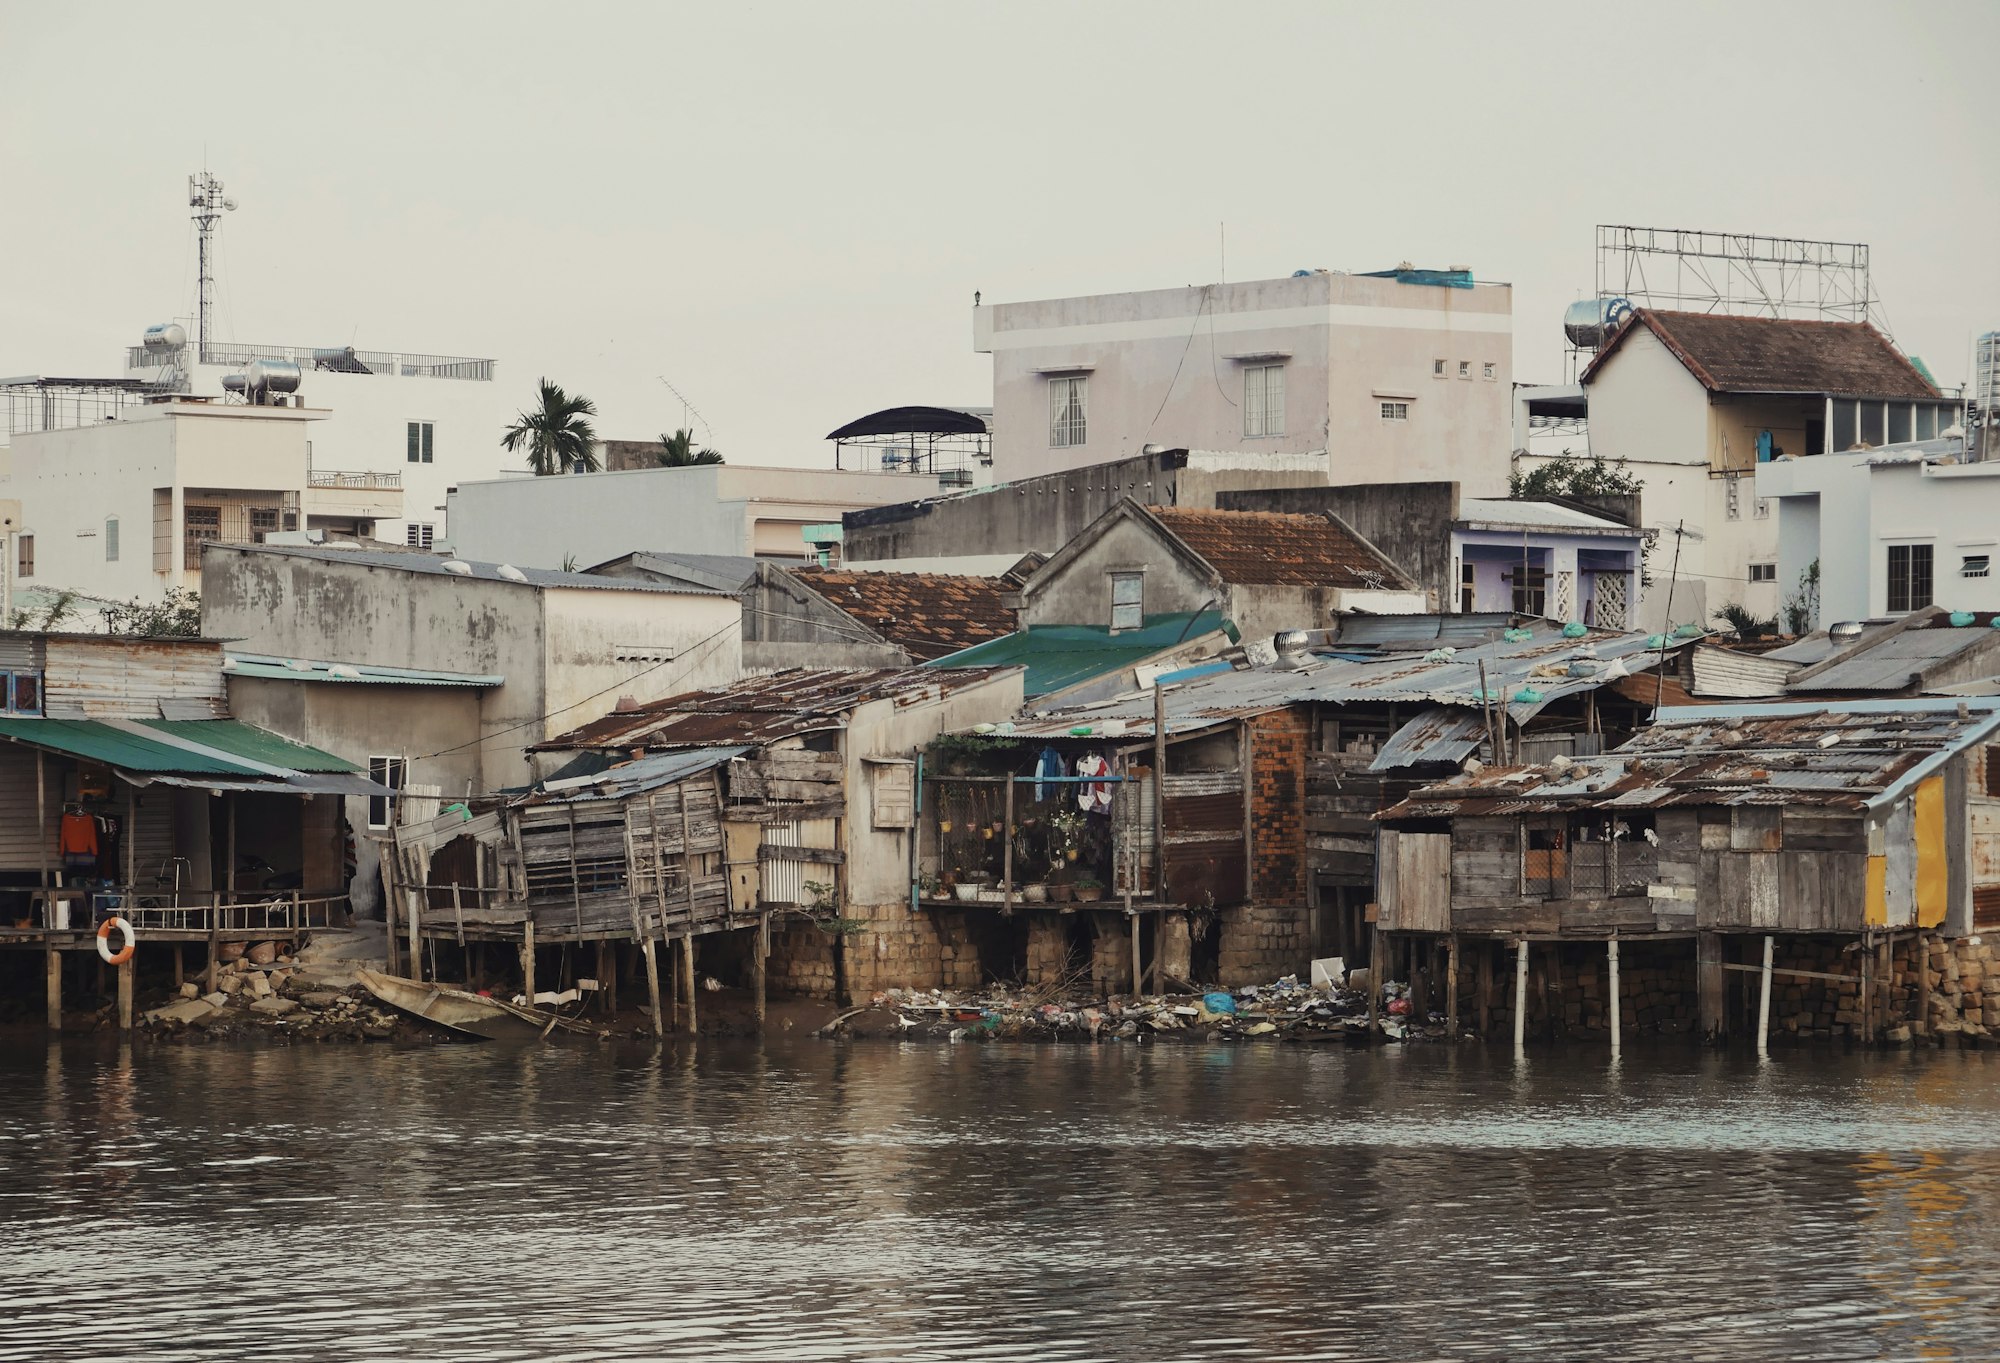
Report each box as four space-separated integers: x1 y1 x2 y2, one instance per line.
1075 874 1104 903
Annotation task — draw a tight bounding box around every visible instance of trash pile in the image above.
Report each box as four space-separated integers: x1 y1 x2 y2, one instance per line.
828 964 1456 1045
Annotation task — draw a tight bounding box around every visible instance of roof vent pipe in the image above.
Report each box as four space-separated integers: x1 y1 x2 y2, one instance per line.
614 695 640 712
1828 621 1866 649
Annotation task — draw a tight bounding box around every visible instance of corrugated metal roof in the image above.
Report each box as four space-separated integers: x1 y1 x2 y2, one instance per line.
929 612 1233 697
1788 621 1999 693
992 625 1695 741
224 653 505 688
538 666 1017 751
1457 499 1633 533
1689 644 1796 699
1334 613 1517 648
1369 708 1487 771
1381 700 2000 819
536 746 750 802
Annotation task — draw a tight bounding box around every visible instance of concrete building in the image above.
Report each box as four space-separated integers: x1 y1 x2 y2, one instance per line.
975 267 1514 490
445 464 942 570
1758 435 1999 626
1 399 406 605
1549 309 1953 627
200 544 744 805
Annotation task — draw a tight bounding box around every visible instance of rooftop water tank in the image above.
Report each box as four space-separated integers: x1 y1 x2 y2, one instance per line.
1563 297 1633 350
141 322 187 352
243 358 302 397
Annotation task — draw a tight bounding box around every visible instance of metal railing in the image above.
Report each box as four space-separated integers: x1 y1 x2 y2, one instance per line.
129 341 495 382
308 469 402 490
63 890 351 935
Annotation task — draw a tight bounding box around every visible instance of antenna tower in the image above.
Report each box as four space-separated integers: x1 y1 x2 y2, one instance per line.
188 172 237 363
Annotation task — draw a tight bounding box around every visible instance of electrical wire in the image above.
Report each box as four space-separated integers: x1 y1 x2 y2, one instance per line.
408 616 742 764
1140 286 1210 445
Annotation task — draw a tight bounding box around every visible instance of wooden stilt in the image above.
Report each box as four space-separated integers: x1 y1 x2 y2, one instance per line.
46 946 61 1031
1860 934 1873 1044
1367 925 1382 1032
520 919 536 1005
1696 932 1725 1044
1476 941 1493 1038
117 959 134 1031
1445 933 1460 1037
1513 938 1529 1047
596 941 613 1016
171 944 183 989
1608 937 1621 1053
205 897 220 993
1877 934 1894 1035
1756 933 1774 1054
643 938 663 1035
1129 914 1142 996
681 933 698 1034
752 913 768 1030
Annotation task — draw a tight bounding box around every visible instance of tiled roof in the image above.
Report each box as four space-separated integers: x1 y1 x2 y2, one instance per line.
1148 507 1414 589
792 568 1015 661
1583 310 1938 398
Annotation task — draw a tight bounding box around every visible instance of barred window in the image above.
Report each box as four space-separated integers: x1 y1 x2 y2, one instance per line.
1048 377 1087 448
1244 364 1285 437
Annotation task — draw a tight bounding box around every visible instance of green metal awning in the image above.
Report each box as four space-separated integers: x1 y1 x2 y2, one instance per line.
924 611 1238 697
0 717 358 782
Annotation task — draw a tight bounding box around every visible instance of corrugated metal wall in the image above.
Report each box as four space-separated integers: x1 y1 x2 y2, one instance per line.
761 816 839 908
43 639 226 719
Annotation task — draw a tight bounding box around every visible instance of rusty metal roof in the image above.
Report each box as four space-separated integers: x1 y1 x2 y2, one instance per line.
1380 699 2000 820
536 667 1019 751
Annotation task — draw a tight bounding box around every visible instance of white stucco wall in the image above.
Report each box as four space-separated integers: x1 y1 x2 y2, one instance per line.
445 464 940 569
3 403 317 602
1762 451 2000 623
539 586 742 739
979 272 1513 493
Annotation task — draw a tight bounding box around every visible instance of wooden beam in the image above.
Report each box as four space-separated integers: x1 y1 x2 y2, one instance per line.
681 932 697 1034
117 959 133 1032
45 945 60 1031
752 913 768 1030
1721 962 1857 986
520 917 536 1005
1445 933 1460 1036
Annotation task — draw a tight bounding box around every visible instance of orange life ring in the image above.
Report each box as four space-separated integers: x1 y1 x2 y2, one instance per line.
96 916 136 966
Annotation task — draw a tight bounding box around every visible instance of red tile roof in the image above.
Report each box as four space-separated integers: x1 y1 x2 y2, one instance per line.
1148 507 1415 589
1582 309 1938 398
791 569 1015 661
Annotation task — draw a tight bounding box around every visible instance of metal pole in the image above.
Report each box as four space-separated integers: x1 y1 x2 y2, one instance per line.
1513 939 1530 1047
1153 684 1168 904
1608 937 1621 1055
1756 933 1774 1054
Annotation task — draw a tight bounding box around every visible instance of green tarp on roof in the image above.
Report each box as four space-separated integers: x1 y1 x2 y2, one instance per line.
924 611 1236 697
0 718 355 777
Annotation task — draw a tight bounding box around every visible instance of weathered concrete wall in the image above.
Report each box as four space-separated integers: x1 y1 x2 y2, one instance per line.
539 586 742 742
841 449 1329 564
1219 482 1454 610
1017 513 1216 630
744 640 908 672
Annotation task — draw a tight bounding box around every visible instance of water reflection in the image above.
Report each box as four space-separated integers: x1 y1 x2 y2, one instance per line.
2 1039 1999 1361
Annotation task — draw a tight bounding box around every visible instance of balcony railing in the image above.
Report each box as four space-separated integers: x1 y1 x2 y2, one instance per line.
309 470 402 490
129 341 495 383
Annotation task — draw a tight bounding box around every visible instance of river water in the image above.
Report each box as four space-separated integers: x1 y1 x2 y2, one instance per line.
2 1037 1998 1362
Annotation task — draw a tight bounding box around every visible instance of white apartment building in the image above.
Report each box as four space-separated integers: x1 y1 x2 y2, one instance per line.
974 267 1514 490
122 335 517 548
1758 435 1996 626
1 399 407 604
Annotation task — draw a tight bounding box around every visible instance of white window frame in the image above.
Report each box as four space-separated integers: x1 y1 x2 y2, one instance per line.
1379 401 1409 422
1458 361 1472 379
407 420 434 464
366 756 408 830
1243 364 1286 438
104 516 119 563
1964 554 1992 579
1110 571 1144 631
1482 363 1496 381
1048 377 1087 449
406 522 435 550
1433 359 1447 379
1747 563 1777 584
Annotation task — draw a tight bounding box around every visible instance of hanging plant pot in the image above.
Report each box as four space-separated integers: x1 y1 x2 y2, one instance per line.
1066 849 1080 862
938 821 953 834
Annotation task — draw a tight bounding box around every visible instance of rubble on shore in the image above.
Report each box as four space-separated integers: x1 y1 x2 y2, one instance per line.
824 972 1455 1044
132 947 448 1045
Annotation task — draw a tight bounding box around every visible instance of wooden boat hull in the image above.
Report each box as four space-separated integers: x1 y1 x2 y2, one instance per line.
357 969 552 1039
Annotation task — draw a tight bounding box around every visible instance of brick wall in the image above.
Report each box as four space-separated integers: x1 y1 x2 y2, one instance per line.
1249 710 1307 904
1216 903 1312 986
768 903 984 1000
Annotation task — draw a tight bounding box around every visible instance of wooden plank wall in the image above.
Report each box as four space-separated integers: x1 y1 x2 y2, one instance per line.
1305 750 1382 885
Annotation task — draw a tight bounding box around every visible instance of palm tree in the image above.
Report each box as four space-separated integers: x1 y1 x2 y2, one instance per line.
658 427 723 467
504 379 600 475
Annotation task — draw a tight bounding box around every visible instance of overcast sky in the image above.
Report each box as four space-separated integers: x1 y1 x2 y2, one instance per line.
4 1 1995 469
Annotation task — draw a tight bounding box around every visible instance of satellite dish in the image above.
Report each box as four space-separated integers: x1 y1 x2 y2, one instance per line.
222 198 238 212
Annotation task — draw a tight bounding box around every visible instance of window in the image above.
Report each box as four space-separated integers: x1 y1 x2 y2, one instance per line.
1887 543 1934 613
1110 571 1144 631
1379 401 1410 421
1460 561 1476 613
1483 363 1496 381
1963 555 1991 579
1508 563 1547 616
1458 361 1472 379
367 756 408 830
1832 400 1858 451
1755 498 1771 520
406 522 435 550
249 507 279 543
105 516 119 563
1887 403 1912 445
16 533 32 580
1048 377 1087 448
407 421 434 464
183 505 220 569
2 672 42 715
1243 364 1286 437
1433 359 1447 378
1748 563 1777 583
